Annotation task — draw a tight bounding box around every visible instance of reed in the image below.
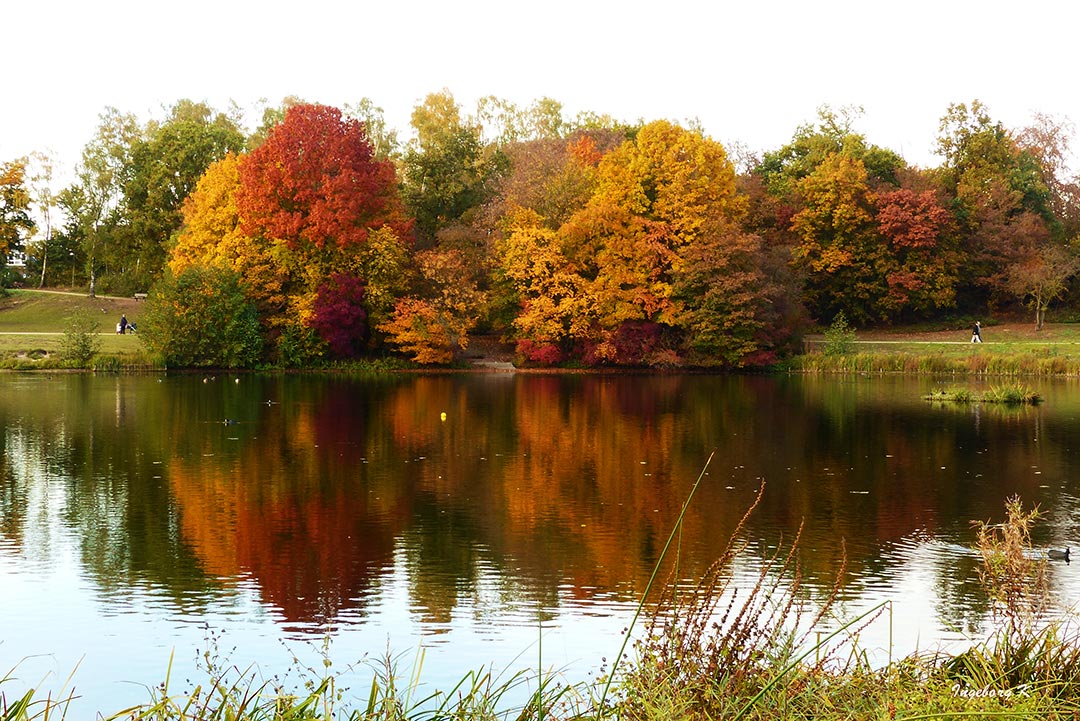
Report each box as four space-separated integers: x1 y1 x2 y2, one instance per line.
794 348 1080 377
925 384 1042 405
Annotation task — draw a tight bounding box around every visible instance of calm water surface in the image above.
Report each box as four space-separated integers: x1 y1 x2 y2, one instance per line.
3 372 1080 714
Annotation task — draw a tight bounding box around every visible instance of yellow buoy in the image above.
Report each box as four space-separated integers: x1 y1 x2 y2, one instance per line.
440 412 447 422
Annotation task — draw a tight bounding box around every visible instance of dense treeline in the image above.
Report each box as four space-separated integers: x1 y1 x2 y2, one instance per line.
2 94 1079 367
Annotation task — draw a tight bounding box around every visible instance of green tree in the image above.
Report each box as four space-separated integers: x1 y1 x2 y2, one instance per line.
60 107 141 297
401 90 502 245
759 105 903 198
59 309 102 367
25 151 59 287
141 265 263 368
121 100 245 291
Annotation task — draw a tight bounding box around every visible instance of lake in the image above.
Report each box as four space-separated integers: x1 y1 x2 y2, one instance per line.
2 372 1079 715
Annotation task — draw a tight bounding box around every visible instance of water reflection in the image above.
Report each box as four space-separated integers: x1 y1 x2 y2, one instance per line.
2 373 1080 713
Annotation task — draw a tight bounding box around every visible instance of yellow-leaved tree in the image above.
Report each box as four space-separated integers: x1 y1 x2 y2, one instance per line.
170 154 291 335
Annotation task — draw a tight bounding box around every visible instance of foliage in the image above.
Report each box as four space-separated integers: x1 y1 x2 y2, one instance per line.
140 266 263 368
120 100 245 290
495 120 785 368
378 297 458 364
820 311 857 357
401 90 501 245
238 103 408 253
59 308 102 367
310 272 368 358
38 93 1080 366
0 158 35 262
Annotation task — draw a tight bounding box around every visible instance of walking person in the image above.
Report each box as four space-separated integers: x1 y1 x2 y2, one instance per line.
971 321 982 343
119 315 128 335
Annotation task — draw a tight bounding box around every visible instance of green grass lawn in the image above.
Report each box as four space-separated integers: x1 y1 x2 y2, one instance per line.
0 289 149 366
801 319 1080 372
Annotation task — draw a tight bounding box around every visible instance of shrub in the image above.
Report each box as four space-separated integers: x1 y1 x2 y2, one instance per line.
59 309 102 368
822 311 856 356
140 266 263 368
379 298 458 365
515 339 564 366
310 272 368 358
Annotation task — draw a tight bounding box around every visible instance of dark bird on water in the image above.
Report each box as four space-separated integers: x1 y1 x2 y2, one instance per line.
1048 547 1071 562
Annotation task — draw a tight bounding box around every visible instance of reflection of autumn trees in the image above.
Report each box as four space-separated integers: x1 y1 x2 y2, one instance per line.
0 374 1070 636
167 377 413 627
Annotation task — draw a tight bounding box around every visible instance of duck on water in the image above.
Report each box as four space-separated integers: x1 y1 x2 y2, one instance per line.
1048 547 1071 562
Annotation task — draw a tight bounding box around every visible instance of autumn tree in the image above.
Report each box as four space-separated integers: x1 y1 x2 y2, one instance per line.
121 100 245 291
170 154 290 332
1007 240 1079 329
935 100 1055 307
310 272 369 358
790 153 880 323
494 120 783 367
1016 112 1080 238
379 248 486 364
0 158 34 268
237 103 407 254
496 208 590 363
874 184 959 319
401 90 502 245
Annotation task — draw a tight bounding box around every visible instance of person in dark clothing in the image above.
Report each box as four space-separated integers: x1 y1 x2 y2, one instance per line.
119 315 128 335
971 321 982 343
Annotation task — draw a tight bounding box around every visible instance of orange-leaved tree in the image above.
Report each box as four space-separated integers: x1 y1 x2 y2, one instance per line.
874 185 959 320
379 248 486 364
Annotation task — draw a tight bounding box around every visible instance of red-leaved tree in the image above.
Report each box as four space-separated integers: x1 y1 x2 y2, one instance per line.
236 103 409 251
311 273 368 358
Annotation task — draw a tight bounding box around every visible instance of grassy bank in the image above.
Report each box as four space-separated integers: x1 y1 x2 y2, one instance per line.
796 320 1080 376
0 289 157 370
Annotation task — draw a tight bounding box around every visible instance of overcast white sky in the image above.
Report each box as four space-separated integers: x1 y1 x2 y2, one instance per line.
5 0 1080 182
